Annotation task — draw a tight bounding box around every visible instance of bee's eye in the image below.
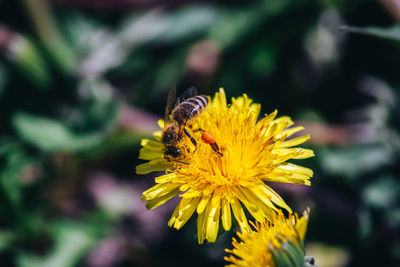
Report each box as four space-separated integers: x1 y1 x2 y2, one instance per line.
172 148 182 158
165 146 182 158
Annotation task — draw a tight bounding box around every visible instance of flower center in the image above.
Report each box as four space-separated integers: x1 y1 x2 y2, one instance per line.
171 105 275 191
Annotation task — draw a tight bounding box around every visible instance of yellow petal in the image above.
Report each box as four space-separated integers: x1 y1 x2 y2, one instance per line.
292 148 314 159
135 159 171 174
230 198 249 233
248 186 278 215
214 88 227 108
197 206 207 244
259 184 292 213
205 196 221 243
155 173 175 184
140 139 163 149
278 163 314 177
180 188 202 198
233 187 266 222
168 203 180 227
142 182 181 200
278 126 304 139
197 195 211 214
153 130 162 141
264 110 278 122
138 148 163 160
145 186 181 210
279 134 310 148
295 208 310 241
274 116 294 127
173 197 201 229
263 174 311 185
157 119 164 129
138 139 164 160
273 148 314 160
264 122 277 139
221 198 232 231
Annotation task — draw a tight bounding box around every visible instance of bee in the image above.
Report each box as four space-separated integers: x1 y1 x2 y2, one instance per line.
162 83 222 163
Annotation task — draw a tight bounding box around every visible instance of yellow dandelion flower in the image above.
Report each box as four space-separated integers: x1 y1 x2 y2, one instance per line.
136 88 314 244
224 209 310 267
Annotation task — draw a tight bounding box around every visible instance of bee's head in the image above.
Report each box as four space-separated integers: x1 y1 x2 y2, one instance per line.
164 145 185 160
162 125 179 145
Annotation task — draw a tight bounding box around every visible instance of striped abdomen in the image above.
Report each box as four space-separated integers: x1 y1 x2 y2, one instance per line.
172 95 208 125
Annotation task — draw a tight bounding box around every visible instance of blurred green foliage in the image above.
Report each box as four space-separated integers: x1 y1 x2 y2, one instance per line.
0 0 400 266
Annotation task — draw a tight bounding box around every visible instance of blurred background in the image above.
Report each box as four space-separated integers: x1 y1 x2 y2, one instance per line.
1 0 400 266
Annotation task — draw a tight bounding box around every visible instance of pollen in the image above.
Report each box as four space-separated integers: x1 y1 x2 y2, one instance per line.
201 132 215 144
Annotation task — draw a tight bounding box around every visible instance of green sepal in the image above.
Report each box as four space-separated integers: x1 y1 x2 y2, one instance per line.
281 239 305 267
272 237 305 267
272 246 295 267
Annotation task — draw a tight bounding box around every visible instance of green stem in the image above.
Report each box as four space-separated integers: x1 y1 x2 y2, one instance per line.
20 0 76 73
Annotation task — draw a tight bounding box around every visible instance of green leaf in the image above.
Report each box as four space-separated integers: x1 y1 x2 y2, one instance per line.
152 50 186 90
0 149 31 208
358 207 372 239
387 208 400 229
339 24 400 43
362 175 400 209
0 63 7 99
249 44 277 77
0 138 18 155
318 145 394 179
154 6 219 44
208 0 290 48
21 0 76 74
0 231 15 252
16 221 98 267
74 79 120 132
8 36 50 87
13 113 104 152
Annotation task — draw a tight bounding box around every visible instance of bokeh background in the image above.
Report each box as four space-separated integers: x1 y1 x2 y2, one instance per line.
1 0 400 266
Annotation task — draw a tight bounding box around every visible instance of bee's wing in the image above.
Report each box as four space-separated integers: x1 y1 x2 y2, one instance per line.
179 86 197 102
164 83 177 123
177 86 197 133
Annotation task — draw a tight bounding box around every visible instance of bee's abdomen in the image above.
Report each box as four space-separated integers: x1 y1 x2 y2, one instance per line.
186 95 208 116
172 95 208 124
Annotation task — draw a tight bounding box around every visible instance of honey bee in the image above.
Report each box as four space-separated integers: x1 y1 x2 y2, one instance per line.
162 83 222 163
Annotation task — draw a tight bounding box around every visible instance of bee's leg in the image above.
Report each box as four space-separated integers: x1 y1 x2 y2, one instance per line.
193 128 205 133
178 119 189 139
210 142 223 156
183 128 197 152
174 160 189 165
193 128 223 156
